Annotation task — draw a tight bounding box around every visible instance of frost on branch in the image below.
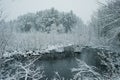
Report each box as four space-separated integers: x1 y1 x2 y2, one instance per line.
72 59 102 80
0 55 45 80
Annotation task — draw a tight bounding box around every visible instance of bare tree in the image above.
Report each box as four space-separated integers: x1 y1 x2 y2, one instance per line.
0 0 12 58
0 0 4 58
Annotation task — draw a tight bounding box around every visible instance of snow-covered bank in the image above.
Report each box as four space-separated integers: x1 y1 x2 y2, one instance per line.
3 44 82 58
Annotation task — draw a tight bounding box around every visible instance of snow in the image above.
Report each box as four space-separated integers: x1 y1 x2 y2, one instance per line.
40 43 73 53
3 51 22 57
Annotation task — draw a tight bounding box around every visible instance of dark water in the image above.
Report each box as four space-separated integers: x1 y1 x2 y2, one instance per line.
36 57 79 80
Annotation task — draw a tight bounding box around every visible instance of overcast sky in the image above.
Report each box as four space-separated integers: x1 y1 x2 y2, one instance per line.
2 0 105 23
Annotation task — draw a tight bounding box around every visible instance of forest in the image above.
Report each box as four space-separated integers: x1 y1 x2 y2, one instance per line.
0 0 120 80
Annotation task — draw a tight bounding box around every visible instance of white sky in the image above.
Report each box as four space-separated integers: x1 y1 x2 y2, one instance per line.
2 0 105 23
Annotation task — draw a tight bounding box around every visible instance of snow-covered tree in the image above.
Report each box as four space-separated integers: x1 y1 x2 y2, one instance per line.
13 8 80 33
0 1 10 57
90 0 120 47
60 11 78 33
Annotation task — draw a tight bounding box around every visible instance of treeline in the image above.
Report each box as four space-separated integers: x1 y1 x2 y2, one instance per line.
12 8 82 33
0 7 86 56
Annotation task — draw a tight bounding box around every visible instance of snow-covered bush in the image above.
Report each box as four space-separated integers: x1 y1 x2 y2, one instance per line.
79 47 120 79
72 59 102 80
0 55 44 80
